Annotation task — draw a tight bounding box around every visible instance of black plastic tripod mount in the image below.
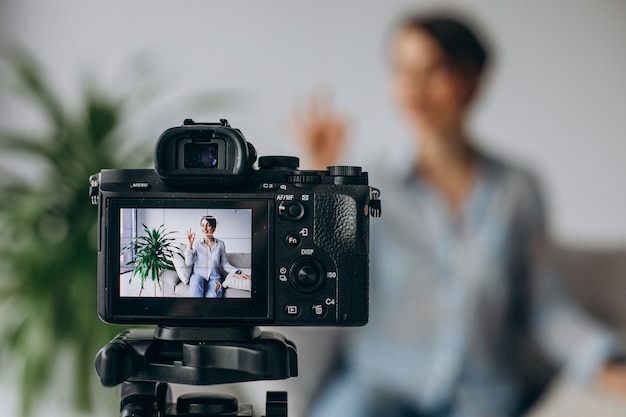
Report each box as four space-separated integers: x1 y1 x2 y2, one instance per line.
95 326 297 416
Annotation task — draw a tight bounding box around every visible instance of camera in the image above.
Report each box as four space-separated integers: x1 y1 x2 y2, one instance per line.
91 119 381 416
90 119 381 327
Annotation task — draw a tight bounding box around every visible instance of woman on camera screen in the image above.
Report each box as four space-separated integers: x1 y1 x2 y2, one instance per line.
185 215 250 298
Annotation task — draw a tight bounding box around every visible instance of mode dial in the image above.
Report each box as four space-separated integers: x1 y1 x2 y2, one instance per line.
328 166 362 177
258 156 300 170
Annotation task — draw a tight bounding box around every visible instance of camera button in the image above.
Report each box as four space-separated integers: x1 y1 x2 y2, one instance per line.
284 304 300 317
259 182 278 190
129 181 151 190
279 201 306 221
285 234 301 248
311 303 327 318
287 202 304 219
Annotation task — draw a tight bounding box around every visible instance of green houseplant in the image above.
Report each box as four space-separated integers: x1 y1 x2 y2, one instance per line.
123 224 178 296
0 49 154 416
0 47 237 416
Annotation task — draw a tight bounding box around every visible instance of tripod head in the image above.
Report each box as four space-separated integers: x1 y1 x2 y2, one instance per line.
95 326 297 416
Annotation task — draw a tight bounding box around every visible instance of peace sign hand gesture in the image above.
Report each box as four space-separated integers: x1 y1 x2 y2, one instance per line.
186 228 195 250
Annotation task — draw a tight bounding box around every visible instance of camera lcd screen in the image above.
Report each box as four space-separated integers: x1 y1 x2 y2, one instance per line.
104 199 271 324
120 207 252 299
184 143 219 169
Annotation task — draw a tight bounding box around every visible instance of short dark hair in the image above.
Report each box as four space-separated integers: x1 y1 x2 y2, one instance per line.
200 215 217 228
397 12 490 77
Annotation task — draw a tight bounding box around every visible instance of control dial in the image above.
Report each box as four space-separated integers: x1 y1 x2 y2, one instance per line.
328 165 362 177
286 174 321 184
258 156 299 169
289 257 326 294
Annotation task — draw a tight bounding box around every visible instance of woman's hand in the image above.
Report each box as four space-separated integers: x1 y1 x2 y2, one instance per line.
292 92 349 170
234 273 251 280
599 361 626 396
186 228 195 249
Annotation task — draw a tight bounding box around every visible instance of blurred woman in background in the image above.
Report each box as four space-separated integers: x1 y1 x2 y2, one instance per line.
293 11 625 417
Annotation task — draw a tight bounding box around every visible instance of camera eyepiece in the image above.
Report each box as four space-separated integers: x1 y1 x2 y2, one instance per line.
154 119 256 186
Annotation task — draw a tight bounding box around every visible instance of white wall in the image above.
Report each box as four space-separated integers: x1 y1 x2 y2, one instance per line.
2 0 625 245
1 1 626 415
134 207 252 253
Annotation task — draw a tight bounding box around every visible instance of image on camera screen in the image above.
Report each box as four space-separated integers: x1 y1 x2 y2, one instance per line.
184 143 219 169
119 207 252 299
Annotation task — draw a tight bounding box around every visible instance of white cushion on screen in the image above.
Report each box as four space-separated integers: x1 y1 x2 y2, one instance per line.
171 250 192 285
222 268 252 292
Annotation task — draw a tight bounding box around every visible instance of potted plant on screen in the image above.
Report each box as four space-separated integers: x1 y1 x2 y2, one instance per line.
123 224 178 296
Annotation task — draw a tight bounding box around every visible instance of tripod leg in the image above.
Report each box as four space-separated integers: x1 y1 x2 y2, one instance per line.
120 381 157 417
265 391 288 417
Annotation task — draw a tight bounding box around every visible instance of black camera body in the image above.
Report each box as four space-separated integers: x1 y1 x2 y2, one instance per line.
91 119 380 327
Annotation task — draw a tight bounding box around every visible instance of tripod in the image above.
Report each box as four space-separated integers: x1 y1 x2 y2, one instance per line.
95 326 298 416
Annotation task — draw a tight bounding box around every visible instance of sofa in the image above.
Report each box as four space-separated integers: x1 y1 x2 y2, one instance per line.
162 244 252 298
181 244 626 417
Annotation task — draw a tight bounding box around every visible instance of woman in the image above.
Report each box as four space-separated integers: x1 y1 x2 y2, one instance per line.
295 12 625 417
185 215 250 298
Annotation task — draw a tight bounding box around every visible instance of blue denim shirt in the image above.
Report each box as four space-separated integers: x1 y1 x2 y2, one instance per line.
311 146 614 417
184 238 237 281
